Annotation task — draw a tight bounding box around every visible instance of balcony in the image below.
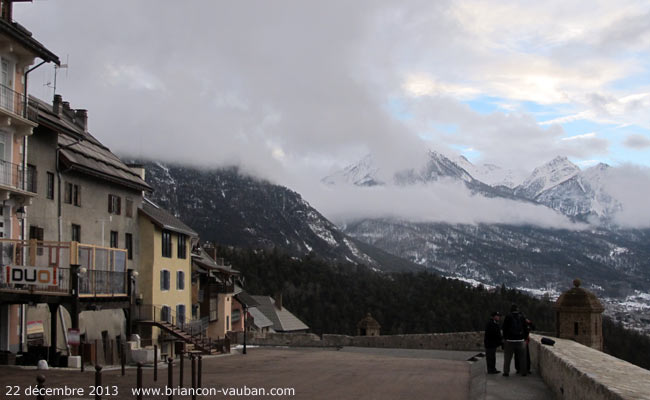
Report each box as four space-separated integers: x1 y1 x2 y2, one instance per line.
0 239 129 298
0 159 36 194
0 84 37 135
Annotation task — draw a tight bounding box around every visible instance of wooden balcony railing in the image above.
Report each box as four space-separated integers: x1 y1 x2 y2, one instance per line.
0 239 128 297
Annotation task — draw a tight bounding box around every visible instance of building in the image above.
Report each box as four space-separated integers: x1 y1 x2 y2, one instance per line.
251 294 309 333
191 244 239 339
17 94 150 360
136 198 198 356
0 0 59 355
232 291 273 335
357 313 381 336
554 279 604 351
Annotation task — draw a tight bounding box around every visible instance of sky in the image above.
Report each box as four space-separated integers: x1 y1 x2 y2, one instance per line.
15 1 650 226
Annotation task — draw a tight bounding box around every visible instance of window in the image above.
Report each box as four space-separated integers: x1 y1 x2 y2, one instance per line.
108 194 121 215
73 184 81 206
162 230 172 258
65 182 81 206
176 304 186 325
176 271 185 290
27 164 36 193
46 172 54 200
64 182 72 204
160 270 170 291
29 225 44 255
226 315 230 331
125 233 133 260
110 230 118 248
209 297 217 321
177 233 187 259
71 224 81 242
125 198 133 218
574 322 579 336
29 225 44 241
161 306 171 323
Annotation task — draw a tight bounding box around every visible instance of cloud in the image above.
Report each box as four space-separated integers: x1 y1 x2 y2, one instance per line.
13 0 648 190
623 134 650 149
603 165 650 228
305 179 582 229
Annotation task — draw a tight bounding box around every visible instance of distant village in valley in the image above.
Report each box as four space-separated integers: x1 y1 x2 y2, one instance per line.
0 1 307 365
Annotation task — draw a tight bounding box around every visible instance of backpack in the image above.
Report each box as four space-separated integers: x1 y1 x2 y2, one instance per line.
507 313 525 339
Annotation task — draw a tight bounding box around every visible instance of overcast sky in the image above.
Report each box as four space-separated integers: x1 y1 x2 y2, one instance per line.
15 1 650 226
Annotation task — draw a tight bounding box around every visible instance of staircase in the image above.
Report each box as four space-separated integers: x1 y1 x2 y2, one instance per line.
135 305 230 355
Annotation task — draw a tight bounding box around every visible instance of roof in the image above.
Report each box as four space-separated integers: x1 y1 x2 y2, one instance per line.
140 198 198 237
0 18 59 65
251 295 309 332
554 279 604 312
248 307 274 329
234 291 259 308
191 248 239 275
357 313 381 329
29 95 151 192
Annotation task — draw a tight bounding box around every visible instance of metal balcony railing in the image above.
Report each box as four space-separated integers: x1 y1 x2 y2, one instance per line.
0 83 27 118
0 159 36 193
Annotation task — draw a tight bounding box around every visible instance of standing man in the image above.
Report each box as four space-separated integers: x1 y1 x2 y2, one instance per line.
502 304 529 377
484 311 502 374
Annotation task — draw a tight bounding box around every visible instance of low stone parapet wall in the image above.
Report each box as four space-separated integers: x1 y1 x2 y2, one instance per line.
246 331 484 351
529 334 650 400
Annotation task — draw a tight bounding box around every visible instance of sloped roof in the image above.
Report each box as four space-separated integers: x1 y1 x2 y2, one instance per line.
29 95 151 192
554 279 604 313
248 307 273 329
140 198 198 237
0 19 59 64
234 291 259 308
191 248 239 275
251 295 309 332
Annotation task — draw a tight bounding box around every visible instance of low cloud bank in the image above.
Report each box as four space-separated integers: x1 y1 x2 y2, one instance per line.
303 179 583 229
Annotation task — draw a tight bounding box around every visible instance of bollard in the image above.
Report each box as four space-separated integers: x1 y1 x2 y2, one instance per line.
95 340 99 366
80 340 85 372
191 354 197 400
179 350 184 388
167 357 174 400
197 355 202 388
136 362 143 400
154 344 158 381
95 365 103 400
36 375 46 400
121 341 126 376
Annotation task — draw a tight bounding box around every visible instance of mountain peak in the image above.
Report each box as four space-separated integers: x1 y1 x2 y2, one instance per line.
516 156 580 199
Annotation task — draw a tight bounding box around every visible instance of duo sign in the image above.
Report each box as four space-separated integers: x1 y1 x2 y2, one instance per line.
4 265 58 286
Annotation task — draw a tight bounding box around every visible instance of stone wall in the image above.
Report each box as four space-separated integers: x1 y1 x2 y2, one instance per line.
245 331 484 351
529 334 650 400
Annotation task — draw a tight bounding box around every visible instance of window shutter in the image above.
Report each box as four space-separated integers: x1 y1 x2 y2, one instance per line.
108 195 112 213
117 196 121 215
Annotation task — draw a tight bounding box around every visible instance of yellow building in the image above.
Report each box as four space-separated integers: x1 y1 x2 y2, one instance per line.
136 198 197 355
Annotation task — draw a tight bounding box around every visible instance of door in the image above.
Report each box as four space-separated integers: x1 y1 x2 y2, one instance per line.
0 58 12 112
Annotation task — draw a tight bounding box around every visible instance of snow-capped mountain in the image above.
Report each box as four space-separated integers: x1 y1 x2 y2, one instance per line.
514 159 621 220
139 160 419 272
514 156 581 199
454 156 522 188
321 154 383 186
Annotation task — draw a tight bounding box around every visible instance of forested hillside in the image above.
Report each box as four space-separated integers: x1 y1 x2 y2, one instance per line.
218 245 650 370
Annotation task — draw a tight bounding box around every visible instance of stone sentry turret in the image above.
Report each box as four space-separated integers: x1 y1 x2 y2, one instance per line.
357 313 381 337
554 279 604 350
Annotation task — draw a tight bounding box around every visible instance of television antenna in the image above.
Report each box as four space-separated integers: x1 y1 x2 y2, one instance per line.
44 54 69 96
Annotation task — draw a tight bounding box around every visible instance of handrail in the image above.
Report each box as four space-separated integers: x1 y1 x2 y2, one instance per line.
0 83 27 118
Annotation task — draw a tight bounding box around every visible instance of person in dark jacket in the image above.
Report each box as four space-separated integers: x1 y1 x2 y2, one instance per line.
502 304 529 377
484 311 502 374
515 319 535 374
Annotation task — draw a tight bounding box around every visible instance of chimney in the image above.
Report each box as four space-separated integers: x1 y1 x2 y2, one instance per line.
75 109 88 132
127 163 146 181
274 292 283 310
62 101 72 118
203 243 217 261
53 94 62 116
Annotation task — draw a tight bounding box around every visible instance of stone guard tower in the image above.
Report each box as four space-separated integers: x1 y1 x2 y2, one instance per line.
357 313 381 336
554 279 604 350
